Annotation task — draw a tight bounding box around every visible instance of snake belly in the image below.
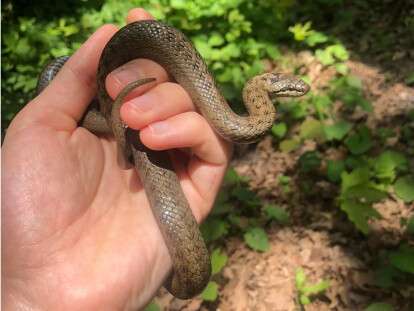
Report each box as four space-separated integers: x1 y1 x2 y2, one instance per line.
38 19 309 300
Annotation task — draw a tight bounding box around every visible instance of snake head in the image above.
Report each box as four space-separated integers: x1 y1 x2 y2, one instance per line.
264 73 310 97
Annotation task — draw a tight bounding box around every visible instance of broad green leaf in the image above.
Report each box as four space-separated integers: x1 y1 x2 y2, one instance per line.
340 200 381 234
208 33 224 46
375 151 408 181
315 48 335 66
394 175 414 203
279 137 301 152
271 123 287 138
389 245 414 274
265 45 281 59
301 280 330 295
288 22 312 41
211 249 228 274
224 167 243 185
328 44 349 61
364 303 394 311
327 160 345 183
346 75 363 89
299 118 324 140
341 168 371 192
232 186 261 207
278 175 291 185
305 31 329 46
300 295 311 305
144 302 160 311
244 227 269 252
201 281 218 301
324 121 352 141
342 184 387 204
374 264 399 288
264 205 290 224
299 151 321 172
345 126 373 155
295 268 307 289
335 63 349 75
312 94 331 118
200 218 229 242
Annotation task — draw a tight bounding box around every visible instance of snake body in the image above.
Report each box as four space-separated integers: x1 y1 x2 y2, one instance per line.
37 20 309 299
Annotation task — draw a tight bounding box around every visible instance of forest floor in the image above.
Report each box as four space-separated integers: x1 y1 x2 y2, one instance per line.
154 56 414 311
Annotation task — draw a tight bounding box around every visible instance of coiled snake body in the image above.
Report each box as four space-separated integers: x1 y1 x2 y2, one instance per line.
37 20 309 299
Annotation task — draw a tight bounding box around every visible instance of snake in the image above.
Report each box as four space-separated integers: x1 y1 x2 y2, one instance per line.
36 20 310 299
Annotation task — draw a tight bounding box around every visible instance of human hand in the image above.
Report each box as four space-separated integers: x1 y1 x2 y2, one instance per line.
2 8 232 310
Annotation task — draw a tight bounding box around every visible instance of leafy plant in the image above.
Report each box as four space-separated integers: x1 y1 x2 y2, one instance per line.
364 303 394 311
295 268 330 306
200 248 228 301
244 227 269 252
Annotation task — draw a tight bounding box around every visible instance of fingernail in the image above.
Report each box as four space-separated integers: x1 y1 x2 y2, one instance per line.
149 120 169 135
128 93 154 112
112 63 141 84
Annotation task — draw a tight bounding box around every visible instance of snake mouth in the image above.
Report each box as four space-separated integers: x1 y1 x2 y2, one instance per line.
270 82 310 97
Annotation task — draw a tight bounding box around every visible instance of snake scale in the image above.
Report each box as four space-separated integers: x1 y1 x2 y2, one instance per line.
37 20 309 299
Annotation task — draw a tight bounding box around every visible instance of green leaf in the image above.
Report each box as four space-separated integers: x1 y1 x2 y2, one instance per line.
389 245 414 274
288 22 312 41
345 126 373 155
375 151 408 181
264 205 290 224
299 151 321 172
312 95 332 118
405 72 414 85
364 303 394 311
329 44 349 61
279 137 301 152
327 160 345 183
335 63 349 75
211 249 228 274
324 121 352 141
299 118 325 140
341 167 371 192
244 227 269 252
201 281 218 301
346 75 363 89
305 31 329 47
144 301 161 311
340 200 381 234
208 33 224 46
374 264 400 288
224 167 243 185
300 295 311 305
394 175 414 203
301 280 330 295
295 268 307 289
315 48 335 66
265 45 281 59
232 186 260 207
200 218 229 242
406 216 414 235
342 184 388 204
271 123 287 138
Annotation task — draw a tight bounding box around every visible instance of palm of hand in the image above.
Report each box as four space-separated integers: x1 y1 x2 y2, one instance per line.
3 119 176 309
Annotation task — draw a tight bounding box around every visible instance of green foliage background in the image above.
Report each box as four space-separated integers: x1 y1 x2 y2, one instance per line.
2 0 300 130
2 0 413 307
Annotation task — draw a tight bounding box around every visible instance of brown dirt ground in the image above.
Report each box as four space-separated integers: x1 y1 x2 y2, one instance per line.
153 57 414 310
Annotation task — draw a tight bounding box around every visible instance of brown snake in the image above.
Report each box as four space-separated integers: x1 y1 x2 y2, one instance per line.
37 20 309 299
